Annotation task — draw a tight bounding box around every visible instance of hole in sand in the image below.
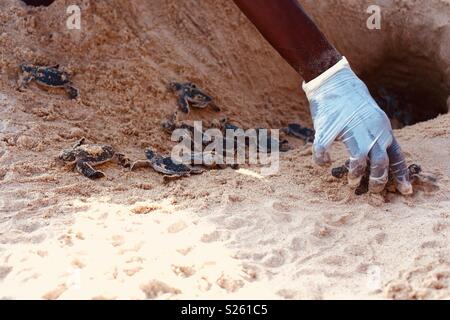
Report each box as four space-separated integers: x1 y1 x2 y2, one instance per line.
21 0 55 7
302 2 450 130
360 53 449 128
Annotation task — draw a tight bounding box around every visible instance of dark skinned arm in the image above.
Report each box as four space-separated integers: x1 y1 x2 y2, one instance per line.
232 0 342 81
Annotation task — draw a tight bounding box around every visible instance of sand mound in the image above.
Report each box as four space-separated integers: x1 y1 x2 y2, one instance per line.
0 0 449 299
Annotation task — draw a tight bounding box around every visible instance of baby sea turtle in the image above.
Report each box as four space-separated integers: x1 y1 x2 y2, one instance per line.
161 112 213 150
18 64 79 99
220 122 291 153
255 128 291 153
59 138 130 179
211 118 291 153
168 82 220 113
131 148 203 180
331 161 437 195
282 123 315 143
162 112 199 138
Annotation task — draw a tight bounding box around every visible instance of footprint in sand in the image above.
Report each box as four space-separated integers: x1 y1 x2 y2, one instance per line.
374 232 386 245
313 223 335 239
324 213 353 227
140 280 181 299
172 265 196 278
58 234 74 247
385 261 450 299
123 266 143 277
272 213 293 223
167 221 188 233
224 217 248 230
42 285 68 300
277 288 301 299
217 274 244 293
197 277 212 292
201 230 221 243
432 222 450 234
262 250 286 268
344 244 366 257
122 256 144 276
272 201 293 212
201 230 231 243
420 240 440 249
290 237 307 251
322 255 347 266
111 234 125 247
14 221 42 233
176 247 193 256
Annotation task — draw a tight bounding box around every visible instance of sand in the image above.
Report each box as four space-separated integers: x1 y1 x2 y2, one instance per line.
0 0 449 299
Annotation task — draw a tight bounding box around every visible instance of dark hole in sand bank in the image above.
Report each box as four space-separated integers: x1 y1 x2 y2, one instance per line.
360 53 449 128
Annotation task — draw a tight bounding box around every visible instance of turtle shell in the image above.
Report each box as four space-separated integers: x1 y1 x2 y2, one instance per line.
160 157 192 174
74 145 115 164
34 67 70 87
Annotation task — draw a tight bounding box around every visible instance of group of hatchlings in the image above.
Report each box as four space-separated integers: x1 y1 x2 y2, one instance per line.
18 64 437 194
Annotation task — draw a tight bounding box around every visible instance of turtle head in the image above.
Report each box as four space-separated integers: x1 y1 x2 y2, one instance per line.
408 164 422 176
145 149 156 161
58 149 77 163
20 64 34 73
58 138 85 163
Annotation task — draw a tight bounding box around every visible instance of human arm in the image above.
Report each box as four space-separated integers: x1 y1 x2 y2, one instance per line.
233 0 412 194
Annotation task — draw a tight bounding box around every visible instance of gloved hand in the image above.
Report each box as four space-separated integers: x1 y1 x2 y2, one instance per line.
302 57 412 195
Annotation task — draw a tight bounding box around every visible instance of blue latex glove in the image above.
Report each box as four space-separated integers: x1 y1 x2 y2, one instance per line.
303 57 412 195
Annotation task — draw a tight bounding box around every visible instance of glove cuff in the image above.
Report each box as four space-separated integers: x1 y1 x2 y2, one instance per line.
302 56 350 95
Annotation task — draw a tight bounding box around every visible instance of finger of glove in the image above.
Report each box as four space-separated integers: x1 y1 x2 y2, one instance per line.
368 143 389 193
342 135 369 188
387 137 413 195
347 156 368 188
312 142 331 166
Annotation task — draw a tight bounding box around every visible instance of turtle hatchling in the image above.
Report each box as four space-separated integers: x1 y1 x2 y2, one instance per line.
331 161 437 195
59 138 130 179
168 82 220 113
282 123 315 143
131 148 203 180
18 64 79 99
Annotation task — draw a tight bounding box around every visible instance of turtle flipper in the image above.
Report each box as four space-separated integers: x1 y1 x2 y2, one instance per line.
284 124 315 142
64 84 79 100
76 161 105 179
151 163 190 176
187 166 205 174
161 111 178 132
73 137 86 148
130 160 152 171
18 75 33 91
278 139 291 152
178 95 190 113
113 153 131 168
